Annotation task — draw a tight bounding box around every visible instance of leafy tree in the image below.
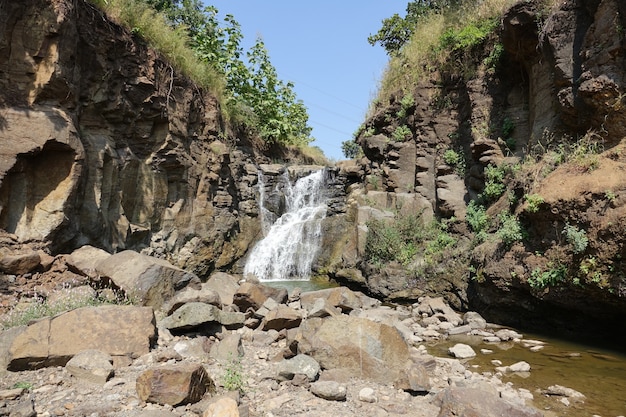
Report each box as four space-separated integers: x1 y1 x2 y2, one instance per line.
369 0 462 55
341 140 361 159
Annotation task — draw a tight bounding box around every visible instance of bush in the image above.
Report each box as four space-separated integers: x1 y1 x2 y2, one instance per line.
529 263 567 289
392 125 412 142
466 200 489 241
524 194 544 213
341 140 362 159
496 211 523 247
482 164 506 201
365 213 426 266
562 223 588 254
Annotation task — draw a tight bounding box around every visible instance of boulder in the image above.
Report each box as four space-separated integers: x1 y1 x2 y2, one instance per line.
160 302 245 332
96 250 197 309
448 344 476 359
173 338 211 362
462 311 487 329
310 381 347 401
396 362 432 393
202 396 240 417
65 349 114 384
299 287 364 313
276 354 320 382
233 282 287 312
8 305 156 370
209 333 244 362
66 246 111 278
204 272 240 306
261 305 302 331
136 363 215 406
436 386 543 417
0 251 40 275
161 284 221 316
296 315 410 385
307 298 341 319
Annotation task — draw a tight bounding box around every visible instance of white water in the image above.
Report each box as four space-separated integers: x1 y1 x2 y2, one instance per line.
244 169 327 281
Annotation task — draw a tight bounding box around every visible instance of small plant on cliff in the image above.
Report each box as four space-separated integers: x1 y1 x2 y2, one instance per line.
562 223 588 254
222 358 246 392
365 212 427 267
341 140 362 159
466 200 489 242
392 125 412 142
482 164 507 201
397 93 415 119
528 262 567 289
496 210 523 248
524 194 544 213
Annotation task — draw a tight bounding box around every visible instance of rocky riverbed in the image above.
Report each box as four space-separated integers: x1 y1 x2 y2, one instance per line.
0 247 606 417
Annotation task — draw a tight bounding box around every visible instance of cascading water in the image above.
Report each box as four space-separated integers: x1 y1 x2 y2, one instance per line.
244 169 327 281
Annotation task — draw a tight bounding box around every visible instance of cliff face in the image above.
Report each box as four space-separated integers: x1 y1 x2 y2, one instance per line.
0 0 261 276
338 0 626 337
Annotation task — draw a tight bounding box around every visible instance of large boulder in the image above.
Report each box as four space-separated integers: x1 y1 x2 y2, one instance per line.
8 305 156 370
159 302 245 332
136 363 215 406
233 282 287 312
203 272 240 306
436 386 543 417
66 245 111 278
295 315 410 385
96 250 197 309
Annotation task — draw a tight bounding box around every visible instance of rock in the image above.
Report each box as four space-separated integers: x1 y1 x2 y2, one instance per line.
204 272 241 306
66 246 111 278
544 384 586 401
0 251 41 275
96 250 197 309
307 297 340 318
160 302 245 332
396 362 432 393
447 324 473 335
65 349 114 384
436 386 543 417
299 287 364 313
495 329 523 341
254 297 280 319
508 361 531 373
448 344 476 359
136 363 215 406
9 396 36 417
261 305 302 331
210 333 244 362
162 284 221 316
202 396 239 417
0 387 25 400
276 354 320 382
8 305 156 370
463 311 487 329
174 338 211 362
358 387 377 403
233 282 288 312
296 315 410 384
416 297 462 325
310 381 347 401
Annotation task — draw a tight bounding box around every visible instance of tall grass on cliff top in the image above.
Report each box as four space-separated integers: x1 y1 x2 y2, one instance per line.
375 0 522 105
89 0 225 100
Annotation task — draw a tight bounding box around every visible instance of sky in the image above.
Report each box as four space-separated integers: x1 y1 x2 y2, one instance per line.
204 1 408 161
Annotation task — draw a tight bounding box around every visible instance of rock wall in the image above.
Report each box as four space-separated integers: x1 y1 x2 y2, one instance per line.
0 0 263 276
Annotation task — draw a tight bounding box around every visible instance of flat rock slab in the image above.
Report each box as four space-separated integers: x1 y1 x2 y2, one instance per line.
65 349 114 384
436 386 543 417
8 305 156 370
136 363 215 406
448 343 476 359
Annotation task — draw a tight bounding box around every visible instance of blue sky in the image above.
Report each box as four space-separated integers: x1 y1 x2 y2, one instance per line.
205 1 407 161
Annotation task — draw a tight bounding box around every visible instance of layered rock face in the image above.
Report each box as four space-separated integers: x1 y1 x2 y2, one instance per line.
0 0 261 275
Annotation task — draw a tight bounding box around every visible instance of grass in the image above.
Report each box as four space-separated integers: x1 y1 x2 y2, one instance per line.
222 359 245 392
88 0 225 101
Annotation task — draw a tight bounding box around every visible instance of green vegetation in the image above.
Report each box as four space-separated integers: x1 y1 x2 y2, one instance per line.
562 223 588 254
529 262 567 289
438 17 498 52
392 125 412 142
365 213 426 266
466 200 489 242
341 140 362 159
90 0 313 147
222 359 245 392
12 382 33 391
524 194 544 213
397 93 415 119
482 164 507 201
496 210 523 247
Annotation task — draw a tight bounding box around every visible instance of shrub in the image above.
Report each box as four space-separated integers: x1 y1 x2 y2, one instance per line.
524 194 544 213
341 140 362 159
482 164 506 201
466 200 489 241
529 262 567 289
392 125 412 142
365 213 426 266
562 223 588 254
222 359 245 392
397 93 415 119
496 211 523 247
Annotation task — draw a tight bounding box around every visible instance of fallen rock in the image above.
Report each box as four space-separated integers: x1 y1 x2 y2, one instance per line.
276 354 320 382
296 315 410 384
136 363 215 406
310 381 347 401
463 311 487 329
508 361 531 373
495 329 523 341
65 349 114 384
436 386 543 417
96 250 197 309
162 284 221 316
544 384 586 401
0 251 41 275
358 387 377 403
174 338 211 362
300 287 364 313
210 333 244 362
396 362 432 393
233 282 287 312
202 396 239 417
160 302 245 332
261 305 302 331
448 344 476 359
9 305 156 370
66 246 111 278
204 272 240 306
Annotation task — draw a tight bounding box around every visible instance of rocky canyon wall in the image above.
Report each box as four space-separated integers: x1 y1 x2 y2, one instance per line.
0 0 263 276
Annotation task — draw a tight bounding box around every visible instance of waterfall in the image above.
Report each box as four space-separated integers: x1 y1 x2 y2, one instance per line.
244 169 327 281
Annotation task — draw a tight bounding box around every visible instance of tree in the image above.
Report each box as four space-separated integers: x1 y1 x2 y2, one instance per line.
341 140 361 159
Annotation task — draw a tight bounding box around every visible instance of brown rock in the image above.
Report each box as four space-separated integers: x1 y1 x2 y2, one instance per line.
202 396 239 417
261 305 302 331
65 349 114 384
8 305 156 370
66 246 111 278
436 386 543 417
0 251 40 275
204 272 240 306
136 363 215 406
233 282 287 312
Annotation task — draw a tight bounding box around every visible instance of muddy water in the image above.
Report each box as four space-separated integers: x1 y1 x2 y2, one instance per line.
430 333 626 416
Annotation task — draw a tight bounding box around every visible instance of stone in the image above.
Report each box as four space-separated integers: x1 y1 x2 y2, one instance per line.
299 287 363 313
65 349 114 384
136 363 215 406
162 284 221 316
261 305 302 331
210 333 244 362
160 302 245 332
436 386 543 417
66 246 111 278
296 315 410 384
233 282 288 312
358 387 377 403
0 251 41 275
276 354 321 382
495 329 523 341
96 250 197 309
508 361 531 373
447 324 472 335
0 387 25 400
204 272 241 306
396 362 432 393
544 385 586 401
463 311 487 329
310 381 347 401
174 338 211 362
8 305 156 370
448 344 476 359
202 396 239 417
306 297 340 318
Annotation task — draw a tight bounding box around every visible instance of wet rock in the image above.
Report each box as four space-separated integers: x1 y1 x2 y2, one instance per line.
544 384 586 401
310 381 347 401
448 344 476 359
65 349 114 384
276 354 320 382
136 363 215 406
495 329 523 341
96 250 197 309
508 361 531 373
8 305 156 370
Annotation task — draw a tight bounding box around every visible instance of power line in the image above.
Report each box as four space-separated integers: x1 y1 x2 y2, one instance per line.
306 102 363 124
281 71 366 111
309 120 354 137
